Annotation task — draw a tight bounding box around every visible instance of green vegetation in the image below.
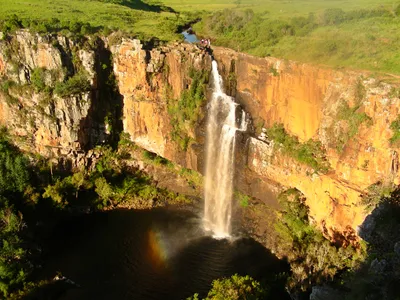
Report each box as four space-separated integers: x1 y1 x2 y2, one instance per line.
361 181 396 210
234 191 250 208
275 188 366 291
333 100 372 152
265 123 330 173
1 1 399 74
178 167 203 188
192 4 400 74
325 81 372 152
0 0 198 43
142 150 173 167
161 0 396 16
189 274 267 300
167 67 209 151
0 129 30 297
0 127 194 297
390 115 400 146
54 71 91 97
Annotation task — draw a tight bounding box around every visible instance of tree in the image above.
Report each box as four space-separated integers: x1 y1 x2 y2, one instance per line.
206 274 267 300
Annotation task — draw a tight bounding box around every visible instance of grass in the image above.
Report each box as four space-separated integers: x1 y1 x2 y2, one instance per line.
1 1 400 74
193 4 400 74
272 17 400 74
161 0 396 17
0 0 192 42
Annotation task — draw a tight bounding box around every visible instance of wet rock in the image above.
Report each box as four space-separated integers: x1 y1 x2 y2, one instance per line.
309 285 342 300
394 241 400 256
369 258 387 274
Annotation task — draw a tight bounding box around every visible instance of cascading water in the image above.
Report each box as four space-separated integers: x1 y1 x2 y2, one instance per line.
204 60 248 238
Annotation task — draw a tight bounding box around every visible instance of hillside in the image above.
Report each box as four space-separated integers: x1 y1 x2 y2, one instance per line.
1 0 400 74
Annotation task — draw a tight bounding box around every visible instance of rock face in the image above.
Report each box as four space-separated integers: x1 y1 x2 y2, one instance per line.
211 47 400 241
111 39 211 168
1 30 400 242
0 30 121 166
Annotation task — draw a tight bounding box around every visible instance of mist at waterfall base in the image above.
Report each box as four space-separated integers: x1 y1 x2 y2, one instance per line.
36 209 289 299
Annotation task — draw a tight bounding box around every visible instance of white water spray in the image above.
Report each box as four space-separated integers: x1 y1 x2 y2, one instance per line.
204 61 248 238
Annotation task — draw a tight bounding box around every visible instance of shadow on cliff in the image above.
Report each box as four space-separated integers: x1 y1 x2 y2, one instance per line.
114 0 176 13
334 188 400 300
79 38 124 150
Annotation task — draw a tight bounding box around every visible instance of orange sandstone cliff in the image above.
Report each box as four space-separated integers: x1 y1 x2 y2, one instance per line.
1 30 400 242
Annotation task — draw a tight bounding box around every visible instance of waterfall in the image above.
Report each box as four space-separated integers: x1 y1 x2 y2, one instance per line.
204 60 248 238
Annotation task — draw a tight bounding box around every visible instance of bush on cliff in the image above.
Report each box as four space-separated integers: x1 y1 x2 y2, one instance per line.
167 67 209 151
188 274 267 300
54 71 91 97
265 124 330 173
390 115 400 146
275 188 366 291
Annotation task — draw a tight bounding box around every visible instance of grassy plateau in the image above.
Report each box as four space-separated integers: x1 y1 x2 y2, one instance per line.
1 0 400 74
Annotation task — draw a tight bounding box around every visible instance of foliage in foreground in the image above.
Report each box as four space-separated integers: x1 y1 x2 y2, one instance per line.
42 146 190 209
0 130 30 297
0 128 192 297
188 274 267 300
275 189 366 291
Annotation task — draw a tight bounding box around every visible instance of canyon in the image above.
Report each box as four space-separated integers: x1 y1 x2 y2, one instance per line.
1 30 399 245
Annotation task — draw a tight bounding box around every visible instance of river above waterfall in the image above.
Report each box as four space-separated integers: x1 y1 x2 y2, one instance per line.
34 208 289 299
182 30 198 43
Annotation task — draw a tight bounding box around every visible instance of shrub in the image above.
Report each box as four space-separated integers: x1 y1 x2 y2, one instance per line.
167 67 209 151
205 274 267 300
0 201 28 297
361 181 396 209
390 115 400 145
54 71 91 97
94 177 113 207
0 134 30 195
235 191 250 207
275 189 366 291
334 100 372 152
0 14 23 33
265 124 330 173
30 68 46 92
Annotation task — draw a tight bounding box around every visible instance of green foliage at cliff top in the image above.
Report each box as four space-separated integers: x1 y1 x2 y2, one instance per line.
161 0 396 16
188 274 267 300
0 0 195 42
193 4 400 75
1 0 400 73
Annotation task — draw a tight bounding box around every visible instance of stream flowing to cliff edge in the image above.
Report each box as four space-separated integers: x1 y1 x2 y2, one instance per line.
204 60 248 238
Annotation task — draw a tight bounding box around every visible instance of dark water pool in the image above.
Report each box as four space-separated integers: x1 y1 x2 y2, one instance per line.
32 208 289 300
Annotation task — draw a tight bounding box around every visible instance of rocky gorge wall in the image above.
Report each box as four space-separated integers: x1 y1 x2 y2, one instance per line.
212 47 400 241
1 30 400 243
